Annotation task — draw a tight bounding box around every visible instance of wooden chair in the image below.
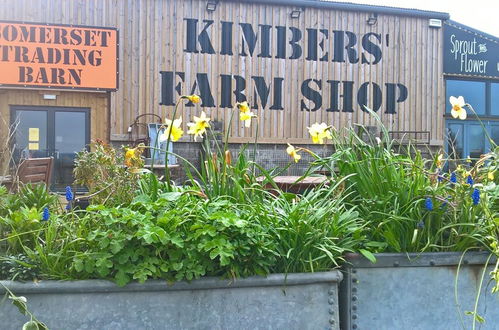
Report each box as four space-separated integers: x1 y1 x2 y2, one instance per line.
17 157 54 186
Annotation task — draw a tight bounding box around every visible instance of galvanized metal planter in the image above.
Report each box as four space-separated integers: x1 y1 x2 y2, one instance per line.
1 271 342 330
339 252 499 330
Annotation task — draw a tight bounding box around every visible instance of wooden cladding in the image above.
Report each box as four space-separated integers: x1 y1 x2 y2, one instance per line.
0 0 445 145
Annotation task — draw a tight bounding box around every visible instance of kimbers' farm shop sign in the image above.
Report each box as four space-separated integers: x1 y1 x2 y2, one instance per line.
161 19 408 114
0 21 118 90
444 21 499 78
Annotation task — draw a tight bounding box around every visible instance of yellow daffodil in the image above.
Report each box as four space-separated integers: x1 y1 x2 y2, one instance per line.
124 148 137 167
307 122 331 144
124 144 145 168
236 101 250 113
160 117 184 142
187 111 210 141
436 154 444 168
450 96 466 120
240 110 256 127
286 144 301 163
183 94 201 104
488 171 495 181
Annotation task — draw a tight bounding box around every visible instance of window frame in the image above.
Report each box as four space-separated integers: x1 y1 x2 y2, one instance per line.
445 77 499 119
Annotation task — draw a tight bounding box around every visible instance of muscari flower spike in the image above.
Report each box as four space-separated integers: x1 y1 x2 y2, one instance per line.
42 207 50 221
425 197 433 211
467 175 474 186
437 169 443 182
450 172 457 184
472 188 480 205
65 186 74 201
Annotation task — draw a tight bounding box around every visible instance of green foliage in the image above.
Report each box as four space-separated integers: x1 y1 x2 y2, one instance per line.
1 283 48 329
266 185 367 273
0 184 57 218
71 193 277 286
0 97 497 300
0 254 40 281
308 123 494 253
73 139 138 206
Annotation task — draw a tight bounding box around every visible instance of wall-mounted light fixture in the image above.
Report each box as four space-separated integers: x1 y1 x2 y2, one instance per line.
429 19 442 28
290 9 301 19
43 94 57 100
367 13 378 26
206 0 217 12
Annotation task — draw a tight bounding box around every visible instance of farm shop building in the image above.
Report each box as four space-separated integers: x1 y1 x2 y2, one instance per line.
0 0 498 188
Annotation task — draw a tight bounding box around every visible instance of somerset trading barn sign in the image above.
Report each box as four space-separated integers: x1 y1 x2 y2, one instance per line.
161 18 408 114
0 21 118 90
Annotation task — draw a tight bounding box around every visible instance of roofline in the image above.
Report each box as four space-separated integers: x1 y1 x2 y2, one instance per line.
237 0 450 20
447 20 499 43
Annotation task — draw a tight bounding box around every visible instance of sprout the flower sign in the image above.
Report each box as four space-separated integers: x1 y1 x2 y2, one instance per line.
160 17 408 114
444 21 499 78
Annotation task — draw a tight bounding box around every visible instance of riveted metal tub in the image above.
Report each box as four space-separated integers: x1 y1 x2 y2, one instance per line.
339 252 499 330
1 271 342 330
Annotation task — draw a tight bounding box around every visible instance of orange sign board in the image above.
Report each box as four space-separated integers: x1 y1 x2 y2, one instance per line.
0 21 118 90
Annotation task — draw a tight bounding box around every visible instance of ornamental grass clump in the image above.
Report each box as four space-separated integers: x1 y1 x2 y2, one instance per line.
301 106 496 254
265 184 369 273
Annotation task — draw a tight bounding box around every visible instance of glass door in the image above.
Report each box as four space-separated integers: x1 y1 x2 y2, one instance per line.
446 119 498 161
11 106 90 191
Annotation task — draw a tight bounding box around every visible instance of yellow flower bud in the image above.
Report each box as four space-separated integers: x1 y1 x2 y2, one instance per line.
187 94 201 104
224 150 232 165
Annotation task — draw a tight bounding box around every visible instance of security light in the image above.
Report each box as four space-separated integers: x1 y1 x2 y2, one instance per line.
206 1 217 12
367 13 378 25
290 9 301 19
429 19 442 28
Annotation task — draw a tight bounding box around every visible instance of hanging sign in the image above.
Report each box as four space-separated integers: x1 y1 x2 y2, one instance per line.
444 22 499 79
0 21 118 90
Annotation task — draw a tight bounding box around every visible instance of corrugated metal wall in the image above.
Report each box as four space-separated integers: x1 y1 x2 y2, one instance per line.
0 0 445 145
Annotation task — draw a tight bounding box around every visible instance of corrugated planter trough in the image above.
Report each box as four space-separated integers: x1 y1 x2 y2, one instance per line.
1 271 342 330
339 252 499 330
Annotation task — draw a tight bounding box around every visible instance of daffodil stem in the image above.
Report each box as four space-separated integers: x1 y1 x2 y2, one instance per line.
252 119 259 175
164 99 183 190
466 104 496 149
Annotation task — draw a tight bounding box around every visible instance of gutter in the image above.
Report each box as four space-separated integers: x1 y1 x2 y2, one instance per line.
235 0 450 20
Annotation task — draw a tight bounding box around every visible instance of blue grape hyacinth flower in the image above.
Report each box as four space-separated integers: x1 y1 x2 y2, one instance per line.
42 207 50 221
437 169 444 182
65 186 74 201
472 188 480 205
425 198 433 211
467 175 474 186
450 172 457 184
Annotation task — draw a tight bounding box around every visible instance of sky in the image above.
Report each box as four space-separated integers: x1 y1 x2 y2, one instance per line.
331 0 499 37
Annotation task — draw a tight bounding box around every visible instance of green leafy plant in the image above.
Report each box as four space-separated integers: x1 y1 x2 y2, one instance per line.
73 139 140 206
1 283 48 330
266 183 367 273
71 193 277 286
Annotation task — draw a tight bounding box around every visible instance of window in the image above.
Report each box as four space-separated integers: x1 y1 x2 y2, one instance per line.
446 119 499 159
445 79 499 159
492 83 499 116
446 80 486 115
